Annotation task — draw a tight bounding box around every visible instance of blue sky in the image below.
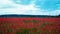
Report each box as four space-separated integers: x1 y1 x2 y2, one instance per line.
0 0 60 16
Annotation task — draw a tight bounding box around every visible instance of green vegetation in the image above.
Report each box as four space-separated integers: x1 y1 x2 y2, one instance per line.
0 32 2 34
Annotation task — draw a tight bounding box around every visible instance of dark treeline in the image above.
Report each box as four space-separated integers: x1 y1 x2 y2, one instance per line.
0 14 60 18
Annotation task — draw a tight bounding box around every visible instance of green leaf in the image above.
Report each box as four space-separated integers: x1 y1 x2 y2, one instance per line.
17 31 23 34
53 30 57 34
18 28 30 34
0 32 2 34
32 20 40 23
23 20 31 23
31 27 37 30
40 22 47 28
24 30 30 34
19 28 24 30
7 29 12 32
14 31 17 34
44 30 50 34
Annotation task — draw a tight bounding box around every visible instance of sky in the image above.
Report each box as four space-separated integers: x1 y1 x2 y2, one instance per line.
0 0 60 16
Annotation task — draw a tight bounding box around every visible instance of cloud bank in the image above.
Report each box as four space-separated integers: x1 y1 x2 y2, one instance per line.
0 0 60 16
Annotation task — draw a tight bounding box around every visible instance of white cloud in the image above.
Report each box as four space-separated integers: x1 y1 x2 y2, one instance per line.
0 0 60 16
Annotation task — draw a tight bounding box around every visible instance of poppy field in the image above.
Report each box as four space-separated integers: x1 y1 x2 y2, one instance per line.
0 17 60 34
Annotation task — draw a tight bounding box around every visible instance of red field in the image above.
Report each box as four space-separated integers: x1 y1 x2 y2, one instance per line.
0 18 60 34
